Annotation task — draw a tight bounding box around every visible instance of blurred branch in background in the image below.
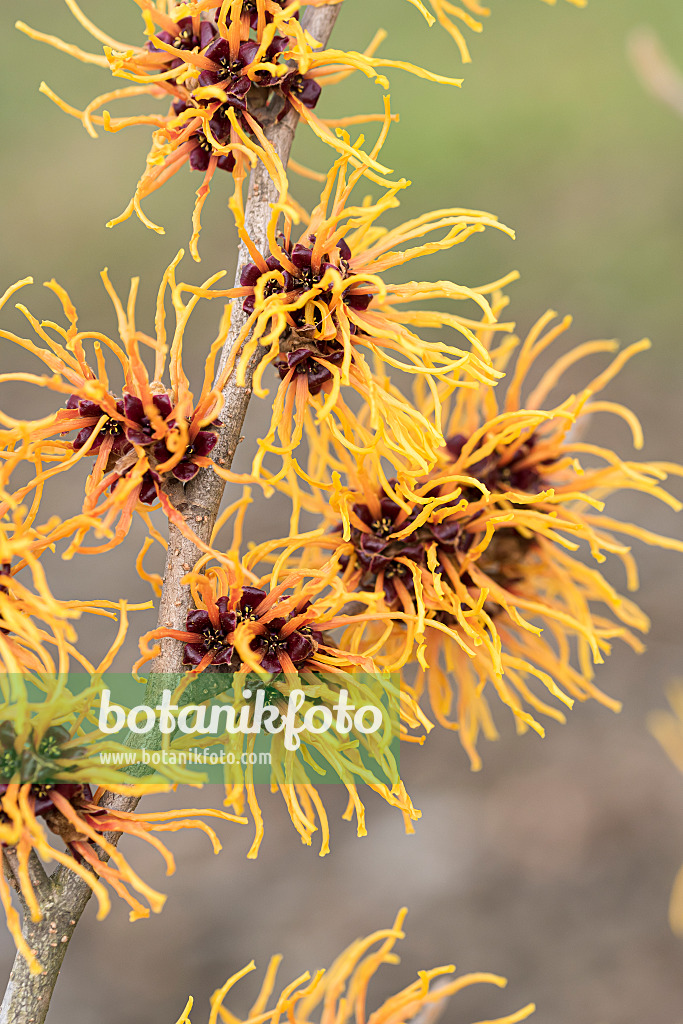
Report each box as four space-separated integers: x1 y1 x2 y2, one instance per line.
629 26 683 120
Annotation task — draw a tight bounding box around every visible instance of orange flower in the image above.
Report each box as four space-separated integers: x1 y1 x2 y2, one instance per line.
137 554 422 856
19 1 461 257
185 115 513 490
0 777 245 974
173 908 535 1024
258 304 683 768
0 258 231 556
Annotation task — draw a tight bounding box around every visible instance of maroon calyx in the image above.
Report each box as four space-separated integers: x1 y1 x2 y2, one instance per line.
146 16 218 70
107 466 160 506
276 70 321 120
66 395 130 455
242 1 297 30
235 587 267 623
445 431 546 494
171 100 242 174
239 235 370 322
277 345 344 396
123 393 173 446
138 469 161 505
249 613 324 675
0 782 93 819
198 38 257 90
153 419 221 483
178 587 323 676
241 255 293 315
342 490 468 607
183 597 236 667
181 588 267 668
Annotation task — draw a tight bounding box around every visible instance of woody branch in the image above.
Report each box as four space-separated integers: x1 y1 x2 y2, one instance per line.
0 6 341 1023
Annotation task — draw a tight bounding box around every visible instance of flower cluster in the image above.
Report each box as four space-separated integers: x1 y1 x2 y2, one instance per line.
139 562 378 675
0 690 247 973
187 126 513 489
20 0 461 257
248 306 683 768
3 0 680 1002
177 581 326 673
0 257 231 557
137 561 421 855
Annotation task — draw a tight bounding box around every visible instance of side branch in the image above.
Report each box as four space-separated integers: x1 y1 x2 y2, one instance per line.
0 792 139 1024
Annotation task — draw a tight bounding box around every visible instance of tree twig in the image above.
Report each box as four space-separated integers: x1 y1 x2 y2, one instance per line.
0 790 139 1024
0 6 341 1021
151 1 342 682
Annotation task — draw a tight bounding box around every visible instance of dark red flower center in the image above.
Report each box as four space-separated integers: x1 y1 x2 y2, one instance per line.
296 265 318 289
370 516 396 538
102 417 125 437
173 27 194 48
341 493 461 606
181 588 321 675
216 56 244 79
445 431 547 494
241 235 355 322
261 630 288 654
202 625 228 651
263 278 282 298
235 605 259 624
0 782 94 828
287 74 306 95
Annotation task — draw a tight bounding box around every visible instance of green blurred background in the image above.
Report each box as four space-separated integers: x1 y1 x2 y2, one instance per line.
2 3 683 1023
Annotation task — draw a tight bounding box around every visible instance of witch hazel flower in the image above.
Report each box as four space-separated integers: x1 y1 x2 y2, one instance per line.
184 111 514 490
173 909 535 1024
140 568 360 679
0 258 229 556
18 0 463 257
262 303 683 769
136 557 421 857
147 15 219 72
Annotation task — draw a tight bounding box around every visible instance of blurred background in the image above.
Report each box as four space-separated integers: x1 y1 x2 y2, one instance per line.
2 1 683 1022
